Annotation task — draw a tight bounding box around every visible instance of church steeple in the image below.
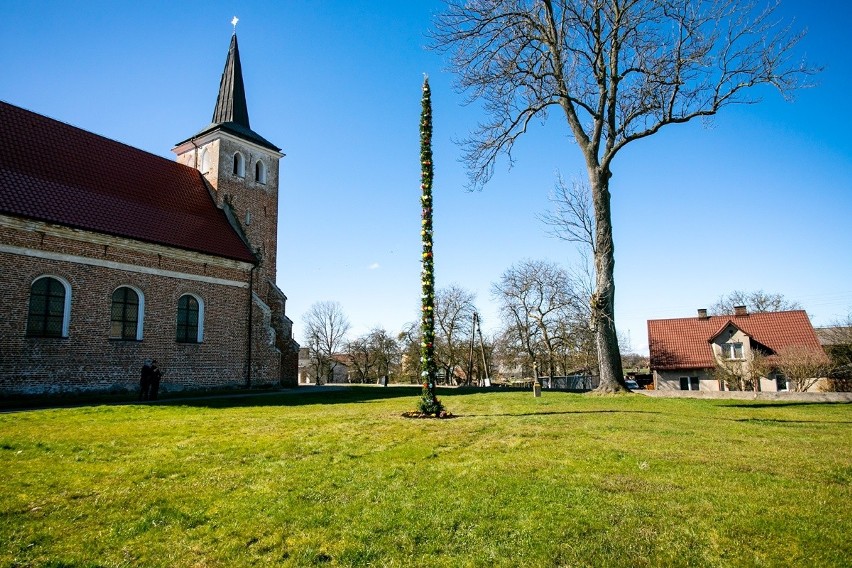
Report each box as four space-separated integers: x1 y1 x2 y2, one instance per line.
212 34 251 129
173 31 279 153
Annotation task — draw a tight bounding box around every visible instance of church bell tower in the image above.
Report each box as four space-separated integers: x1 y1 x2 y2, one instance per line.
172 32 283 287
172 29 298 386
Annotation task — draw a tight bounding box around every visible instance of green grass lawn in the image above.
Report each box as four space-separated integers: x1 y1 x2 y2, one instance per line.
1 387 850 567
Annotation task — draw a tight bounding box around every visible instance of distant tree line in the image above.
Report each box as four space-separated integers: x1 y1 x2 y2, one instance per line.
301 288 851 392
300 257 653 386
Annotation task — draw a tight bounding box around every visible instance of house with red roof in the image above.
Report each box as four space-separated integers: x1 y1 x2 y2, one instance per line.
648 307 825 392
0 33 299 394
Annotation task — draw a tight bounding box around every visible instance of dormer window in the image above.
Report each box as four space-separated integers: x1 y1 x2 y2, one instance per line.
233 152 245 177
255 160 267 184
721 342 744 359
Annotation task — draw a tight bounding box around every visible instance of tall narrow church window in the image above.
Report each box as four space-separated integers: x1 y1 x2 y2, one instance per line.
233 152 245 177
255 160 267 184
176 294 204 343
26 276 70 338
199 148 210 174
110 286 143 340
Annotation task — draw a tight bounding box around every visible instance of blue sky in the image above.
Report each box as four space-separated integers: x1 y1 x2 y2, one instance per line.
2 1 850 353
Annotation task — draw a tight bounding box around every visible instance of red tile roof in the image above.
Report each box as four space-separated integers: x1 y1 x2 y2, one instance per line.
0 101 255 263
648 310 823 370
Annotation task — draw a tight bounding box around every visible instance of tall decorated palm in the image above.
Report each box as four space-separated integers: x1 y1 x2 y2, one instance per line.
418 76 444 416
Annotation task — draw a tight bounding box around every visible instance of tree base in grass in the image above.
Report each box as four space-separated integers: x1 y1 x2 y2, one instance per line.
589 385 632 395
401 410 455 419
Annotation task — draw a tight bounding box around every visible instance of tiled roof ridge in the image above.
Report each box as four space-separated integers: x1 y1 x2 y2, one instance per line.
649 309 809 323
0 99 196 171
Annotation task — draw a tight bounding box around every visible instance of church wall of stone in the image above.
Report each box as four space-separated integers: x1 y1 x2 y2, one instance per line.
0 221 274 395
246 293 282 387
207 135 280 293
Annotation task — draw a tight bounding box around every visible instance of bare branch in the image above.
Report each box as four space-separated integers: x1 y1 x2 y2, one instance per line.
539 174 596 254
492 258 592 378
710 289 802 315
433 0 819 178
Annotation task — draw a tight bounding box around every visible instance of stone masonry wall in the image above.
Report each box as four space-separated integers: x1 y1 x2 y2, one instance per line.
176 135 280 301
0 218 282 394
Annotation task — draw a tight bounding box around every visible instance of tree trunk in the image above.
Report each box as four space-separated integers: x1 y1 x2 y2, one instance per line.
590 170 626 392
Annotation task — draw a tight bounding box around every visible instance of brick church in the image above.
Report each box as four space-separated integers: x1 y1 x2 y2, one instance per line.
0 33 299 394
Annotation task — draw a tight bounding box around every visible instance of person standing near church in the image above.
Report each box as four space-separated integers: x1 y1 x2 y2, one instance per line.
149 360 163 400
139 360 152 401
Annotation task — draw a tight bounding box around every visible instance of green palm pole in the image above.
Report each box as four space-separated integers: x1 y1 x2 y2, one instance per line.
418 76 443 415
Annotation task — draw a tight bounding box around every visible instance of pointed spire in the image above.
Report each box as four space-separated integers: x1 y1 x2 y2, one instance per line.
174 29 281 153
212 34 250 129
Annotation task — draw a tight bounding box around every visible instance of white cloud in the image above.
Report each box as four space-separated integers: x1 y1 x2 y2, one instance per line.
368 262 381 270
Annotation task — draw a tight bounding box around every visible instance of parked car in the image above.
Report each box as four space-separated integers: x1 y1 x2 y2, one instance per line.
625 379 641 390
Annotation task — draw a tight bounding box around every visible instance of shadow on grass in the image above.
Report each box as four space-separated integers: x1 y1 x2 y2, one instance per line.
463 409 663 418
162 385 593 410
168 386 610 411
160 386 422 409
5 385 590 412
729 417 852 425
169 388 665 419
716 401 851 409
712 400 852 424
0 385 419 412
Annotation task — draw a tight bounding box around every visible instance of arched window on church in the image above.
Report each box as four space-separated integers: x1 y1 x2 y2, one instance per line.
233 152 245 178
176 294 204 343
110 286 144 340
199 148 210 174
26 275 71 338
255 160 267 184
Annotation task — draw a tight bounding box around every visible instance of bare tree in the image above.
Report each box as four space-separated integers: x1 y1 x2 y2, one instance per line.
492 259 588 384
819 311 852 390
434 285 478 384
775 346 831 392
346 327 402 383
711 290 802 315
541 176 595 253
345 334 374 383
302 301 351 384
492 327 534 381
397 321 423 384
370 327 402 381
304 331 325 385
433 0 816 392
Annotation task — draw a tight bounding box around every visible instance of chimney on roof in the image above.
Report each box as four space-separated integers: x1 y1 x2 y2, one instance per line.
697 308 709 320
734 305 748 316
